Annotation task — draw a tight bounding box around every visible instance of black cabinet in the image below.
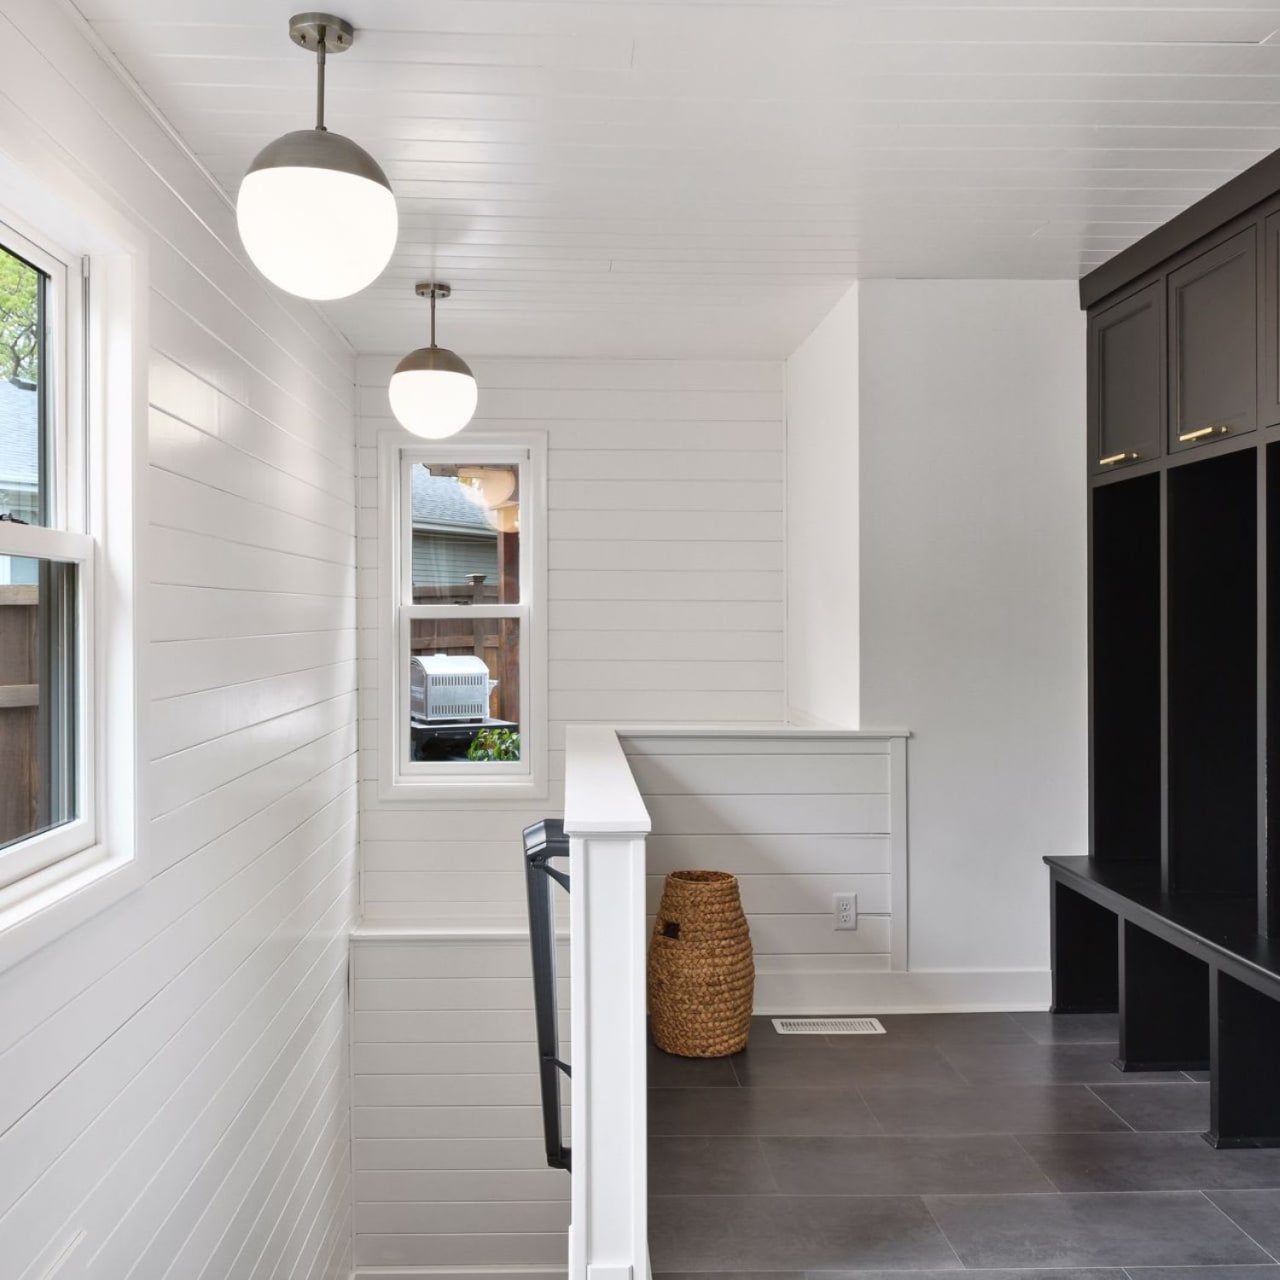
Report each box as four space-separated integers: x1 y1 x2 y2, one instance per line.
1168 226 1257 453
1089 282 1163 473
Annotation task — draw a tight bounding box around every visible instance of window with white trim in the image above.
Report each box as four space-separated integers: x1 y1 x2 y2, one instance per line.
0 221 96 888
380 434 547 799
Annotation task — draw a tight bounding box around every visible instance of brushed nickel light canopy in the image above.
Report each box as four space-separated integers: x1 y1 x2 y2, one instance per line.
388 284 479 439
236 13 397 300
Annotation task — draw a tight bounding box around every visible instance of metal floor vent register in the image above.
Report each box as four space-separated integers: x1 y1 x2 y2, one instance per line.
771 1017 886 1035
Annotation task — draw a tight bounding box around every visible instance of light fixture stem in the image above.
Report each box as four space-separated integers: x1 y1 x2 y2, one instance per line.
430 286 437 347
315 30 327 131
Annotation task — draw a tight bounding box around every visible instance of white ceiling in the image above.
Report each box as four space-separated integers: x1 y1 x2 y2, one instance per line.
73 0 1280 358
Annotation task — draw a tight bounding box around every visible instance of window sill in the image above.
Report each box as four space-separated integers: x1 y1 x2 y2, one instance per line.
379 773 549 805
0 841 141 973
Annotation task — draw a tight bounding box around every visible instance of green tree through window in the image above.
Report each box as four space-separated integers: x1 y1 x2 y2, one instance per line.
0 247 39 383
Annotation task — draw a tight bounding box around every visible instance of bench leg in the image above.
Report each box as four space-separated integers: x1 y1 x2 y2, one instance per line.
1051 879 1119 1014
1209 970 1280 1148
1117 920 1210 1071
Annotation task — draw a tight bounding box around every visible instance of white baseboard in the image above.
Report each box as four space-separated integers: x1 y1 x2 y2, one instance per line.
753 966 1051 1014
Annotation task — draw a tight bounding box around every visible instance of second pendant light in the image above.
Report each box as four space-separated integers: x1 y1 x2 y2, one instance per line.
389 283 478 439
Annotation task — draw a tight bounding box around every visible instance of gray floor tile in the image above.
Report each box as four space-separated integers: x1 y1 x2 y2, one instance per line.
828 1013 1035 1047
649 1086 880 1136
1089 1083 1210 1133
942 1042 1178 1086
1124 1268 1280 1280
733 1044 965 1089
649 1137 778 1196
648 1045 740 1088
745 1016 829 1048
925 1191 1271 1268
761 1134 1054 1195
1012 1012 1121 1045
861 1083 1131 1135
816 1271 1127 1280
655 1274 801 1280
1018 1132 1280 1192
649 1195 962 1272
1207 1190 1280 1255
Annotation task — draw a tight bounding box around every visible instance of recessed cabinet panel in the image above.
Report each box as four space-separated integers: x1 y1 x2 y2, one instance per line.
1090 282 1163 474
1167 449 1258 899
1168 227 1258 452
1091 475 1162 867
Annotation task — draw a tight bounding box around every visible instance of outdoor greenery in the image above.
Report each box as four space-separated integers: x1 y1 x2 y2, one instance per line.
466 727 521 762
0 247 40 384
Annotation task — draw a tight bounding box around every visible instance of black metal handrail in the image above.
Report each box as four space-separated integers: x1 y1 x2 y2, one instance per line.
523 819 571 1172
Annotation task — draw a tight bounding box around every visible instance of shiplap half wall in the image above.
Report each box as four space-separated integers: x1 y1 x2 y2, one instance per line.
625 730 907 1008
355 353 787 923
0 4 357 1279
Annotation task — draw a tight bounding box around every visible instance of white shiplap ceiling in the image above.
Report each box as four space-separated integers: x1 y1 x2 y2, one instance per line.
72 0 1280 357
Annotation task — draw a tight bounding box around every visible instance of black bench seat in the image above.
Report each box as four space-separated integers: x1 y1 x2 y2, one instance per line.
1046 855 1280 1149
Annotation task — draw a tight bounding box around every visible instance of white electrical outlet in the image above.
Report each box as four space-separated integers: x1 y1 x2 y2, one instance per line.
833 892 857 930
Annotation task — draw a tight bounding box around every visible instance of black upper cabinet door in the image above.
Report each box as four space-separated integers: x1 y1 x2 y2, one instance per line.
1168 225 1258 453
1260 211 1280 428
1089 281 1164 474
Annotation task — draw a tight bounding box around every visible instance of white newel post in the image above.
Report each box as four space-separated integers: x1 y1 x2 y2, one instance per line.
563 725 652 1280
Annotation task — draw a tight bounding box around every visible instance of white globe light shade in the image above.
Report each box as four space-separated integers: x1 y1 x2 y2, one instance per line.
237 130 397 301
388 347 478 439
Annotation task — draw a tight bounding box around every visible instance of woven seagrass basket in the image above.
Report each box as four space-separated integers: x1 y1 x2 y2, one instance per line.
648 870 754 1058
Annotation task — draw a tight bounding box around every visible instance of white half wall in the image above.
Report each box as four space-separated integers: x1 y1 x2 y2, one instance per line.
0 4 357 1278
858 279 1087 995
785 283 860 728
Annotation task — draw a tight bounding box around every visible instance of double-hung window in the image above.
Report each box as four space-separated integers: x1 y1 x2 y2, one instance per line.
0 221 95 889
379 434 547 799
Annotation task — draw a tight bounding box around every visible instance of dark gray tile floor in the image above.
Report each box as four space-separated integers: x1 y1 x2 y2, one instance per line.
648 1013 1280 1277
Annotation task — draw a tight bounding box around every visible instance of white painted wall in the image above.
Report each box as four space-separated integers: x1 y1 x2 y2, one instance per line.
858 279 1087 987
785 282 861 728
0 4 357 1278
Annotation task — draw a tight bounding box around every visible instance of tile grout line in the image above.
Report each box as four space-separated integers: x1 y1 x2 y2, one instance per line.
919 1191 969 1272
1011 1132 1068 1193
1086 1083 1138 1132
1199 1191 1280 1265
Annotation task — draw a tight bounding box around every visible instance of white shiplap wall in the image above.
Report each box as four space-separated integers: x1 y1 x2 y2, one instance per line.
350 932 571 1273
352 357 783 1273
356 355 786 923
624 730 906 1010
0 4 357 1279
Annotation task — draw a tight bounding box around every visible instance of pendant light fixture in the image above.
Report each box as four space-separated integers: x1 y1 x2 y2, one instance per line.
236 13 397 300
388 283 479 439
457 466 516 509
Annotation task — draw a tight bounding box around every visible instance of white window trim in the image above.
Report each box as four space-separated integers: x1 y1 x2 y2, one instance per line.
377 430 548 802
0 104 146 972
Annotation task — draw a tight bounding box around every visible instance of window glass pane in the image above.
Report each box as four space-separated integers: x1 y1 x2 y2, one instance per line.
0 555 77 850
410 463 520 603
408 617 521 763
0 244 47 527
